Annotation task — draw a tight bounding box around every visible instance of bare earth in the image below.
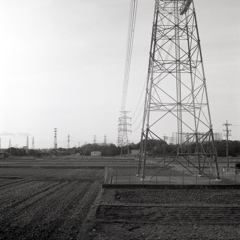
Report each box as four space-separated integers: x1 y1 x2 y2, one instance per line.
0 157 240 239
86 188 240 240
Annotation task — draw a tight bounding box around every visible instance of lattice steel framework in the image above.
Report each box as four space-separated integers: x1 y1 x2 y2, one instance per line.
54 128 57 149
137 0 220 179
118 111 131 155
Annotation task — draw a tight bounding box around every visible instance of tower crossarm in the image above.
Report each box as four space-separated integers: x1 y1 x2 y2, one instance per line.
180 0 193 15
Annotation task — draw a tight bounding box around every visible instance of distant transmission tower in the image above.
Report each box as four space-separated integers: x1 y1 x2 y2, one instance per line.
137 0 220 179
118 111 131 155
26 136 29 149
68 135 70 149
54 128 57 149
32 137 34 149
104 134 107 145
93 135 96 144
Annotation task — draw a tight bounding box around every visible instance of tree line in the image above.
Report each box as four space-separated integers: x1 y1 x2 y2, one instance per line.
3 140 240 158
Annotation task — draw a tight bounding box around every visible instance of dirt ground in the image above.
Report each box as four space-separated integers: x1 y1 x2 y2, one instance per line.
0 158 104 239
1 157 240 239
84 188 240 240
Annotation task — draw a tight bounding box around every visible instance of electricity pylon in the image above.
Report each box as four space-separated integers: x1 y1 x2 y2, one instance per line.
68 135 70 149
32 137 34 149
54 128 57 149
118 111 131 155
137 0 220 180
104 134 107 145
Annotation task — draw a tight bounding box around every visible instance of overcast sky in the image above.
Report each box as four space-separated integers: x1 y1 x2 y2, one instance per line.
0 0 239 149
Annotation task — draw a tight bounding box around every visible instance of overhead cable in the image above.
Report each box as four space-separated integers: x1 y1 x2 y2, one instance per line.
120 0 138 111
131 74 147 119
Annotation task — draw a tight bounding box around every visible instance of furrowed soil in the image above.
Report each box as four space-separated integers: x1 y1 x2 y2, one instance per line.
1 157 240 239
0 157 105 240
88 188 240 240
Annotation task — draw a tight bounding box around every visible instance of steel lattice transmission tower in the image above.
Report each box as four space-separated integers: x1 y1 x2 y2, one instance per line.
54 128 57 149
32 137 34 150
68 135 70 149
137 0 220 179
118 111 131 155
104 134 107 145
26 136 29 149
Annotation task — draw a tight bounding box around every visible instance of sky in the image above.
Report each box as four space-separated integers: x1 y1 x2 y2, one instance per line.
0 0 239 149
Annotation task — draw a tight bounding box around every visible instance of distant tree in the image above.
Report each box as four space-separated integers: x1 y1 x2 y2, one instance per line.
19 148 27 156
6 148 27 156
7 148 17 156
228 140 240 157
106 144 120 156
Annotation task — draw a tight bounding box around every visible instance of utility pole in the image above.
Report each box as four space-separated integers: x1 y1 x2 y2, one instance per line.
223 120 232 172
163 135 168 166
54 128 57 149
9 139 11 156
26 136 29 155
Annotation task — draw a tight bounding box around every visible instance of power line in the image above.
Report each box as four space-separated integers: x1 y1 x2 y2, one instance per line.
131 75 147 119
131 119 142 133
131 104 144 126
118 0 138 150
120 0 138 111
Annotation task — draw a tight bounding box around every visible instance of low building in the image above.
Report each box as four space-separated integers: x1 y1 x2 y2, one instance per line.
131 149 140 156
0 152 8 158
91 151 101 157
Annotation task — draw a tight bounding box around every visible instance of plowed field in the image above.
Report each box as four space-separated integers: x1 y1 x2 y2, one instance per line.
88 188 240 240
1 157 240 239
0 158 104 239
